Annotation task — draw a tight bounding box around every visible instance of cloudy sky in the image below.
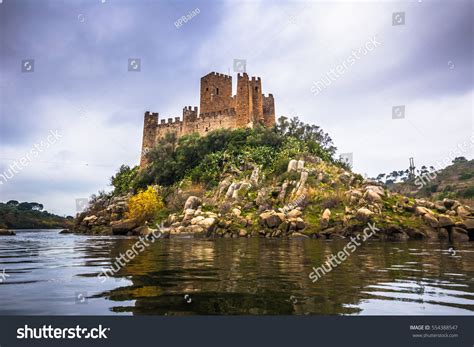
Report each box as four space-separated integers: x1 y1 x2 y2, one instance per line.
0 0 472 216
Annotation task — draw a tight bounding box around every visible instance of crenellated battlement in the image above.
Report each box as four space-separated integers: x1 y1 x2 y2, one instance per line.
140 71 275 167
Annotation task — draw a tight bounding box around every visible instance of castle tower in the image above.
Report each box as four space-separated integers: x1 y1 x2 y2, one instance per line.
235 73 253 127
140 111 159 167
182 106 198 133
200 72 232 114
263 94 276 127
249 77 264 125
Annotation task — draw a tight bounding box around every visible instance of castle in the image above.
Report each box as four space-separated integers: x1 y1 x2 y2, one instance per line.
140 72 276 167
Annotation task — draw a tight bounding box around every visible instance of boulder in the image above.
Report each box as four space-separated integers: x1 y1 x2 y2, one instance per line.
365 185 384 196
184 196 202 211
438 228 449 240
297 160 305 171
460 218 474 230
320 208 331 229
259 211 284 228
434 201 447 213
250 166 260 186
451 227 469 243
355 208 374 222
83 215 98 225
232 208 242 217
365 190 382 203
415 206 433 216
190 216 205 225
438 215 454 228
110 218 139 235
456 206 471 218
232 182 251 199
443 199 458 209
295 217 305 230
59 229 73 234
422 213 439 228
287 159 298 172
198 217 217 231
238 229 248 237
338 173 351 185
287 209 302 219
0 229 15 236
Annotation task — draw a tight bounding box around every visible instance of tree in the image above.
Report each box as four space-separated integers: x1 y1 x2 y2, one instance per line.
453 157 467 164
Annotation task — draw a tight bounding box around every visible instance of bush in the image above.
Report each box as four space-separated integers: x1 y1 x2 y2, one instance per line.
135 116 337 188
126 186 164 223
460 187 474 199
110 165 139 195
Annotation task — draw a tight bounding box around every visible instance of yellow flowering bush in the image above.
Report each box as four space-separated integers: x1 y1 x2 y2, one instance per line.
126 186 164 223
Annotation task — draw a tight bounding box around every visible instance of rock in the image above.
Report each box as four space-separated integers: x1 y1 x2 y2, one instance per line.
290 232 309 239
250 166 260 186
287 159 298 172
415 206 433 216
278 182 288 201
295 217 305 230
199 217 217 230
232 208 242 217
355 208 374 222
422 213 439 228
225 183 238 199
443 199 457 209
83 215 98 224
184 196 202 211
287 209 302 218
338 173 351 185
438 228 449 240
238 229 248 237
320 208 331 229
59 229 73 234
365 185 384 196
232 182 251 199
190 216 205 225
434 201 447 213
110 218 139 235
0 229 15 236
365 190 382 203
297 160 305 171
259 211 284 228
456 206 471 218
187 225 205 233
438 215 454 228
451 227 469 242
461 218 474 230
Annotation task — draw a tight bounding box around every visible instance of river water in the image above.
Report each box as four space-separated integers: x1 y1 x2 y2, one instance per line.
0 229 473 315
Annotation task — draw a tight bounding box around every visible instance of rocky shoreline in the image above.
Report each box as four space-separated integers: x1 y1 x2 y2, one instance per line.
73 158 474 243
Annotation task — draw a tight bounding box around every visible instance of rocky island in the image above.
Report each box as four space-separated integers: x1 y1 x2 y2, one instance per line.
73 71 474 243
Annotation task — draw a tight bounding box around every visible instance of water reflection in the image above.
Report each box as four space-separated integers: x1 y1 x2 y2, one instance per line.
0 230 473 315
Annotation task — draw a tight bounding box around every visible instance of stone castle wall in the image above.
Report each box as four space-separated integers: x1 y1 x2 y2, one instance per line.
140 72 275 167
